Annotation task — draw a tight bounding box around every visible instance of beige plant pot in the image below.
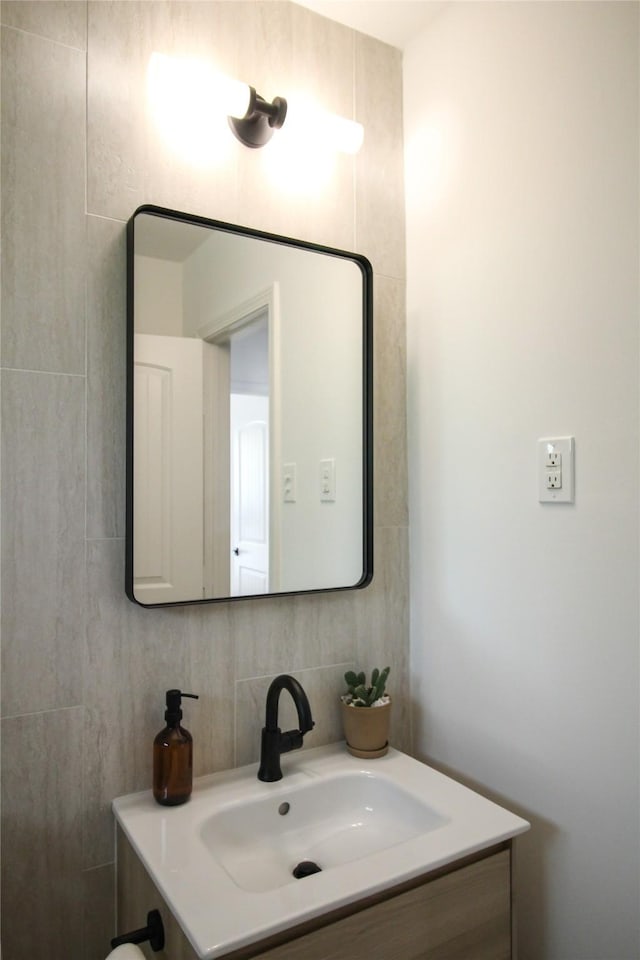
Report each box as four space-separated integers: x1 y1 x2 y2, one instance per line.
341 699 391 759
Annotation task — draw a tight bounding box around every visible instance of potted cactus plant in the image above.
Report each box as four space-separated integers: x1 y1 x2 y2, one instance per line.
341 666 391 758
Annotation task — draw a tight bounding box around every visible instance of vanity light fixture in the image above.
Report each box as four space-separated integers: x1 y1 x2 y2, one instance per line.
229 91 365 154
148 53 363 156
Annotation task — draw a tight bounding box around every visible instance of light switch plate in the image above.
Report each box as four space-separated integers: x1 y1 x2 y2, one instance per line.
320 458 336 502
283 463 297 503
538 437 574 503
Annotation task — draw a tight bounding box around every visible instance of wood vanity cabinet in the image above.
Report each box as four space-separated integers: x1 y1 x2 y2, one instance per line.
117 827 513 960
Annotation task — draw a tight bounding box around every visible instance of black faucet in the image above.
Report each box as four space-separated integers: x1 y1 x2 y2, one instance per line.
258 675 314 782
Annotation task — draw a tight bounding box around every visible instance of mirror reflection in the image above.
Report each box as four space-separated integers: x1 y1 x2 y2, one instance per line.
126 206 373 606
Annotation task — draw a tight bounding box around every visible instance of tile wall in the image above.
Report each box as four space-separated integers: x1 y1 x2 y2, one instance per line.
0 2 407 957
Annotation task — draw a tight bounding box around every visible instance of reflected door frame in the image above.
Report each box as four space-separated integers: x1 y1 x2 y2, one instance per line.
198 284 282 595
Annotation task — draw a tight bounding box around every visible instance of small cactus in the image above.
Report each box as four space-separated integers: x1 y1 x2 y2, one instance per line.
343 666 390 707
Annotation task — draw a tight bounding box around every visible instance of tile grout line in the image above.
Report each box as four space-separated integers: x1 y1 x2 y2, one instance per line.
0 21 86 53
237 661 354 685
2 703 85 722
0 366 86 378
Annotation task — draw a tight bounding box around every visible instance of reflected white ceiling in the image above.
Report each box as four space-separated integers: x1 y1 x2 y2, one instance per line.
135 214 211 262
293 0 445 50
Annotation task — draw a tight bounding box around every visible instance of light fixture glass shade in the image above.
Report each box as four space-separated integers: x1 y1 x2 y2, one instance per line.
213 72 252 120
283 96 364 155
148 53 252 123
148 53 254 166
318 112 364 155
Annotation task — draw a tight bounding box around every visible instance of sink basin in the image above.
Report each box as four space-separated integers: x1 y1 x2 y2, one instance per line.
201 771 449 892
113 744 529 959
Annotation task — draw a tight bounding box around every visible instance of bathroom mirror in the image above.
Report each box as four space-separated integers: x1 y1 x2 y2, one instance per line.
126 205 373 606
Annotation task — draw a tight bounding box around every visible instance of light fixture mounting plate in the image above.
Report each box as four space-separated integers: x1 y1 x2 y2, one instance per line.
228 90 287 149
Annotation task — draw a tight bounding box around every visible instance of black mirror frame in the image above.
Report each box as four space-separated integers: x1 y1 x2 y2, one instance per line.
125 204 373 607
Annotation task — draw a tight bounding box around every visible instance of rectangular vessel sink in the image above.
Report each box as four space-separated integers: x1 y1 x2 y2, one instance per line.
113 744 529 959
201 771 449 892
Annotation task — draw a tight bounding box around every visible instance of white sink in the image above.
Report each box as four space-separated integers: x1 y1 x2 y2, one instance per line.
200 770 449 893
113 744 529 959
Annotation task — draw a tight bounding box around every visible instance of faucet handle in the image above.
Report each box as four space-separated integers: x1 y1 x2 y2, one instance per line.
280 729 304 752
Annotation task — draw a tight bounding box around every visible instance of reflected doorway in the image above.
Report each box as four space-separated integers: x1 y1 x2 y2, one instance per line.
231 393 269 594
201 284 281 598
230 321 269 595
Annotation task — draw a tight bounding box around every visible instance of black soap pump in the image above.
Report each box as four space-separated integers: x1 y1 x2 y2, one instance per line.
153 689 199 806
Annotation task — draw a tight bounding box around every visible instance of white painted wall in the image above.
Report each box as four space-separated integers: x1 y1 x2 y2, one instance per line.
404 3 639 958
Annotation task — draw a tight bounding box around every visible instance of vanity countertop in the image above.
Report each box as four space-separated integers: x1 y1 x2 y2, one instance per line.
113 743 529 959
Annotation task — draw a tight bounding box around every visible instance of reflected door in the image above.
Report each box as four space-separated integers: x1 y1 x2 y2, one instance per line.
133 333 204 602
230 394 269 595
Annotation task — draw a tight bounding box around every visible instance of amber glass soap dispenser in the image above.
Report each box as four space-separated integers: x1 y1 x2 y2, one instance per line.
153 689 199 806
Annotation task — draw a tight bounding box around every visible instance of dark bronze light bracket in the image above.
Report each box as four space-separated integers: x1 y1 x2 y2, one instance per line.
228 87 288 148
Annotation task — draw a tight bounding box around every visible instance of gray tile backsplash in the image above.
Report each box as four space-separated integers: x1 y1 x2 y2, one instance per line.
355 32 405 279
1 370 86 718
1 0 87 49
232 589 358 680
1 26 86 375
374 276 409 528
86 215 127 540
1 708 85 959
1 3 408 957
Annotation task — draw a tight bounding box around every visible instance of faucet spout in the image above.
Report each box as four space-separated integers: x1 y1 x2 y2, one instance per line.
258 675 314 782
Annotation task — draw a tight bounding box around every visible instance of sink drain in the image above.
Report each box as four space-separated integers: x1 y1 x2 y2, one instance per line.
292 860 322 879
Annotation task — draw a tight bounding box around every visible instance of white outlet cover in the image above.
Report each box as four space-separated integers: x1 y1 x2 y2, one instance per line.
538 437 574 503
